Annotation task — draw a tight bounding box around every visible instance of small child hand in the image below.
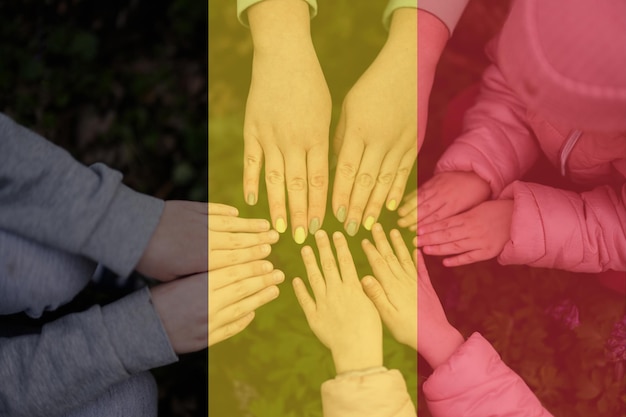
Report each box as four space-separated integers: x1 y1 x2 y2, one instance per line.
293 231 383 374
402 171 491 230
360 224 417 350
417 200 514 267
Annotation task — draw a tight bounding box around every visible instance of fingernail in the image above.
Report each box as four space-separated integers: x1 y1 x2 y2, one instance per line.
363 216 375 231
275 218 287 233
263 262 274 273
294 227 306 244
268 230 279 241
273 270 285 283
387 199 397 211
246 193 256 205
336 206 347 223
261 244 271 254
309 217 321 235
346 220 358 237
269 286 280 298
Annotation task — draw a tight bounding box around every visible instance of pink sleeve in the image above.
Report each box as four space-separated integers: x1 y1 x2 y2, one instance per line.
435 64 541 198
321 369 415 417
424 333 554 417
498 181 626 272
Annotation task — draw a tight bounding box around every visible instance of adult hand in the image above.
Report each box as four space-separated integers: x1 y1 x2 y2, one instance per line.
360 224 417 350
208 261 284 347
208 203 279 271
293 230 383 374
332 9 417 236
405 171 491 230
417 200 514 267
151 273 209 354
244 0 331 244
137 200 210 281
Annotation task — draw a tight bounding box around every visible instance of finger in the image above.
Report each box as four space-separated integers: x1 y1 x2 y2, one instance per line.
397 189 417 217
332 231 359 285
361 275 394 316
285 150 309 244
300 245 326 300
386 151 415 213
242 137 263 206
416 200 446 227
332 137 364 225
417 227 467 248
422 239 476 256
208 311 255 347
213 285 279 328
306 144 328 236
208 203 239 217
417 216 465 236
264 148 288 234
362 152 402 230
371 223 405 279
389 229 415 276
215 269 285 308
209 230 279 250
442 250 488 267
397 207 417 229
345 149 384 236
208 244 272 270
315 230 341 287
412 236 417 247
415 250 432 286
209 215 271 233
361 239 394 293
208 260 274 290
292 277 317 321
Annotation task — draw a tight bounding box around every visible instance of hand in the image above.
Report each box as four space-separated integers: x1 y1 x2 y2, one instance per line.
208 261 284 347
244 0 331 244
151 273 209 354
410 171 491 229
208 203 279 271
417 200 514 267
332 9 417 236
293 231 383 374
136 200 210 281
360 224 417 350
413 251 465 369
396 189 417 231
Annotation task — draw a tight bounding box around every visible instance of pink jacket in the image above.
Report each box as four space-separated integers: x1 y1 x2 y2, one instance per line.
436 0 626 273
320 333 553 416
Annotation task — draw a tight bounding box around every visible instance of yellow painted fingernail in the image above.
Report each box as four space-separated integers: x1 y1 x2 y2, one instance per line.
336 206 347 223
294 227 306 244
387 199 397 211
309 217 321 235
276 218 287 233
364 216 375 231
346 220 358 237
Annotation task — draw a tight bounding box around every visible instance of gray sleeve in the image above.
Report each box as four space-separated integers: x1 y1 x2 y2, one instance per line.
418 0 470 34
0 113 164 278
0 288 178 417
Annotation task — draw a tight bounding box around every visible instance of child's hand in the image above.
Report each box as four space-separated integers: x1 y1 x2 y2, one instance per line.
208 261 284 347
360 224 417 350
417 200 514 267
208 203 279 271
244 0 331 243
331 9 417 236
406 171 491 229
293 231 383 374
397 189 417 231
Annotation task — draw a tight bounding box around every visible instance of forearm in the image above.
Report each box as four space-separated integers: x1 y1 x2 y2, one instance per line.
419 323 465 370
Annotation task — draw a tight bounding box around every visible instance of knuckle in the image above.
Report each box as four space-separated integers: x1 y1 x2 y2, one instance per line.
377 172 394 185
321 259 336 272
383 253 398 263
245 154 261 167
287 177 306 192
227 251 240 265
349 205 364 215
338 163 357 180
309 174 327 189
266 170 284 185
356 173 374 188
396 167 411 178
374 257 388 269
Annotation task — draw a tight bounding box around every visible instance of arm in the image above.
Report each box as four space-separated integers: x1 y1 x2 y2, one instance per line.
241 0 331 243
498 181 626 272
0 288 177 417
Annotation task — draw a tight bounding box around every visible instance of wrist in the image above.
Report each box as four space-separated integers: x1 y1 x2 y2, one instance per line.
248 0 313 52
419 323 464 370
331 344 383 375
